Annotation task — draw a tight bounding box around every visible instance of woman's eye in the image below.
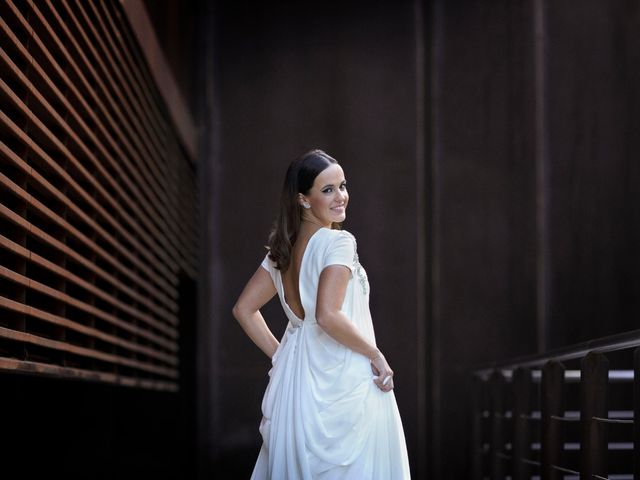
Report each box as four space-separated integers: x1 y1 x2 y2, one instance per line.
323 184 346 193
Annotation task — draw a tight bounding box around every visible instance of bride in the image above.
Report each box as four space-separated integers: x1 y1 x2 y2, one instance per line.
232 149 411 479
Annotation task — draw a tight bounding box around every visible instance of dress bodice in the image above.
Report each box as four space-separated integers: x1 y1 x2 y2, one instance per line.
261 227 369 330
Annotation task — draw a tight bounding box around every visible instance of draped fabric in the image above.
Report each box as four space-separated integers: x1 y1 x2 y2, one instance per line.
251 227 410 479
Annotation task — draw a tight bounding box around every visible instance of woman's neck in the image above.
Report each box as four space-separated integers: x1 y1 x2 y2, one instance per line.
301 218 326 228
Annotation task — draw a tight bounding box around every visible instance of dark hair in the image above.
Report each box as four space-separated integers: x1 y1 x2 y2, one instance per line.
267 149 342 271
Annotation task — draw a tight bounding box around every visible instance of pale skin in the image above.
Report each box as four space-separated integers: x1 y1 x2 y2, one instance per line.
232 164 395 392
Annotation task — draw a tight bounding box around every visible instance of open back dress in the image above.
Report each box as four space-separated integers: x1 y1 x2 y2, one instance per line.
251 227 410 479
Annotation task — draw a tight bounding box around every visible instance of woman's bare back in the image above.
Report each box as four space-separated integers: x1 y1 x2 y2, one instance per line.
281 230 317 320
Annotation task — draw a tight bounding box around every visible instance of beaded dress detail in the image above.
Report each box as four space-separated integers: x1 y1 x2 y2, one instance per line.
352 247 368 295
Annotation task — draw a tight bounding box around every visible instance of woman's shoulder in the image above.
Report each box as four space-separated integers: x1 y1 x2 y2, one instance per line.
319 228 358 254
319 227 357 243
317 228 358 269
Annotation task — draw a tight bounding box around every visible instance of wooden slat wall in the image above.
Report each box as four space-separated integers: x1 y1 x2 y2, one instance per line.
0 0 198 391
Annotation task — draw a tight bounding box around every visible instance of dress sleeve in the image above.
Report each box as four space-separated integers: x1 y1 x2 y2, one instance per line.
323 231 356 275
260 252 271 272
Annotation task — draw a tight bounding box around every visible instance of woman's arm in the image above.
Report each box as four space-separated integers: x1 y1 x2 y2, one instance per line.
232 266 279 359
316 265 394 392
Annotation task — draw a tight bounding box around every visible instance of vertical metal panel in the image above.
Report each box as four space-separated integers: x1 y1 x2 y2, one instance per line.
512 367 532 480
545 0 640 346
471 375 485 480
634 347 640 479
579 351 608 478
490 369 506 479
541 359 564 480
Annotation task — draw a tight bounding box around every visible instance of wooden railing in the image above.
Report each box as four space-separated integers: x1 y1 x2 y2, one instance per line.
471 330 640 479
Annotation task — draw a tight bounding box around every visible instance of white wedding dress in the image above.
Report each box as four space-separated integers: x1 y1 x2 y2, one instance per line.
251 227 410 479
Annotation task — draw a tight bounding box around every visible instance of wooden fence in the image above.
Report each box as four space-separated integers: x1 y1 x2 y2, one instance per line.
472 330 640 479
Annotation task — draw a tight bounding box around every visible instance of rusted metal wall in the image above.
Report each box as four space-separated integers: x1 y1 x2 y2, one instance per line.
433 0 640 477
431 0 539 476
544 0 640 347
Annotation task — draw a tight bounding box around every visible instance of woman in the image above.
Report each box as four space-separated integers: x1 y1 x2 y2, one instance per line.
232 149 410 479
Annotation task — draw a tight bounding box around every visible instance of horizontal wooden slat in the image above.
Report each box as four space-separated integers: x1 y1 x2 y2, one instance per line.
0 296 177 372
0 357 177 391
0 63 179 292
65 2 199 274
2 4 184 285
46 0 188 270
96 0 171 152
43 0 192 268
0 253 177 355
2 3 174 241
29 2 184 266
0 149 178 315
0 177 179 333
63 0 170 176
0 288 178 366
0 165 178 326
0 325 176 378
0 84 178 302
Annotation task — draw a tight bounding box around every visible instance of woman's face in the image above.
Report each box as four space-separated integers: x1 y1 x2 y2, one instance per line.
300 164 349 227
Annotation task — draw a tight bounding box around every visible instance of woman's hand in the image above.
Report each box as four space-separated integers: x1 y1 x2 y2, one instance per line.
370 352 394 392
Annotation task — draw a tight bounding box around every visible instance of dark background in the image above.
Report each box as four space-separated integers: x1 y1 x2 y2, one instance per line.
3 0 638 479
170 0 640 477
202 0 424 476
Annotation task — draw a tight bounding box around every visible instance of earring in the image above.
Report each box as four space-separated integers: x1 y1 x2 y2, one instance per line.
302 202 311 209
